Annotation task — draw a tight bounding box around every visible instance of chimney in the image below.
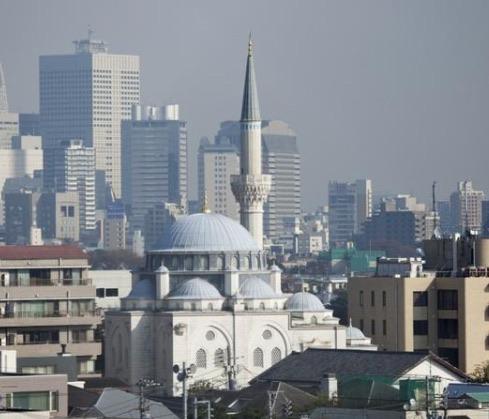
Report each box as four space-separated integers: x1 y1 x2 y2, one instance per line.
319 373 337 401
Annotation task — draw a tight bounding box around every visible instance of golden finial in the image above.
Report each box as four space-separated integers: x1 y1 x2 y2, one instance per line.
202 190 211 214
248 32 253 56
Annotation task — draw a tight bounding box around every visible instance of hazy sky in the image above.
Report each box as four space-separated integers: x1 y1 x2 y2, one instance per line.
1 0 488 210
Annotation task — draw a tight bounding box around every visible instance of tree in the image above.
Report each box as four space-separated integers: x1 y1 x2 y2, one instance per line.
471 361 489 383
328 289 348 326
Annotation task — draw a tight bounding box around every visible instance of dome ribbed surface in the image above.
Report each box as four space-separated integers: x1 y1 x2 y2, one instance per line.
127 278 156 299
286 292 325 312
237 277 279 299
346 325 366 340
167 278 223 300
157 213 259 252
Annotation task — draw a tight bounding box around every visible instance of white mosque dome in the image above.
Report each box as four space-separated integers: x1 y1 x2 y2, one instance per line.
166 278 223 300
286 292 326 312
346 325 366 340
236 277 280 299
157 213 260 252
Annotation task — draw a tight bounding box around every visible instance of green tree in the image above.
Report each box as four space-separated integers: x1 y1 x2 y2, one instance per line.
471 361 489 383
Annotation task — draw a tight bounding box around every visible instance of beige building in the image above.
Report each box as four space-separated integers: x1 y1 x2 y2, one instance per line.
348 239 489 373
0 245 102 377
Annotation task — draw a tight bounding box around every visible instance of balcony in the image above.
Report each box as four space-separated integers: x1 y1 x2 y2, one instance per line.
2 278 92 287
0 311 100 327
3 340 102 358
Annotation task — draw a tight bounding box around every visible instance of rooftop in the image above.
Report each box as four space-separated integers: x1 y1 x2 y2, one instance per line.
0 245 87 261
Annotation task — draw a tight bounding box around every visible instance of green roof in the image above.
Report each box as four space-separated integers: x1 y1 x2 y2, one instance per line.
465 392 489 402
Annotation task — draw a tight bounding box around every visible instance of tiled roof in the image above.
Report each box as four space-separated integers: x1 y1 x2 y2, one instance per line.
0 245 87 260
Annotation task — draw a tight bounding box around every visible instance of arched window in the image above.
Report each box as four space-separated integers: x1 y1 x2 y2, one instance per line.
117 334 123 364
271 347 282 365
214 348 225 366
231 256 239 269
207 303 214 311
196 349 207 368
184 256 193 271
253 348 264 368
259 302 265 310
311 315 318 325
217 255 225 270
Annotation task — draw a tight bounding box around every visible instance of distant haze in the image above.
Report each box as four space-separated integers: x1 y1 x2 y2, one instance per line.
1 0 488 210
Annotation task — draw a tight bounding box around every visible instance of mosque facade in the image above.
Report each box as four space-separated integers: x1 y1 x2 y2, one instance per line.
104 38 376 396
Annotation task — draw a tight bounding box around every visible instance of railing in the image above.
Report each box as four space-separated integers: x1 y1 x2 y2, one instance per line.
1 310 98 319
2 278 92 287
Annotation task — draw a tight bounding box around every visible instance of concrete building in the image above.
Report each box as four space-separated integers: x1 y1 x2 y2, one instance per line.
103 198 127 250
92 270 132 310
483 200 489 237
0 62 8 112
19 113 40 136
231 38 271 248
198 137 240 220
0 135 42 224
450 180 485 234
0 245 102 377
40 32 140 197
44 139 96 236
143 200 186 250
0 63 19 149
348 237 489 373
328 179 372 246
121 104 187 231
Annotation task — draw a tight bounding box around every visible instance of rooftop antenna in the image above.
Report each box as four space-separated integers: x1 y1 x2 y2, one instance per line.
432 181 438 237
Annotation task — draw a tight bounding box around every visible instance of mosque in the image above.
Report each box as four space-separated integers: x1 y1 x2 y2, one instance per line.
104 38 375 396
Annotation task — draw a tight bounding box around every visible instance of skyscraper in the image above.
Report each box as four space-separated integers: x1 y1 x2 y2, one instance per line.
0 63 19 149
121 104 187 232
450 180 485 233
231 37 271 248
44 139 96 236
198 137 240 220
39 32 140 197
0 62 8 112
328 179 373 246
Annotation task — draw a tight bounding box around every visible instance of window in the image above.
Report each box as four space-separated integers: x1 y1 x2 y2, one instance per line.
6 391 55 411
253 348 264 368
72 329 88 343
382 291 386 307
196 349 207 368
359 291 364 307
259 302 265 310
413 320 428 335
78 359 95 374
413 291 428 307
106 288 119 297
207 303 214 311
96 288 105 297
438 319 458 339
359 319 364 332
61 206 67 217
21 365 55 375
214 348 225 366
371 291 375 307
371 319 376 335
382 320 387 336
271 347 282 365
438 290 458 310
438 347 459 367
68 206 75 217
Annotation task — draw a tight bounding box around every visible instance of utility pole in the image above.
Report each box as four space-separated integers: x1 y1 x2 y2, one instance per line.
137 378 160 419
174 362 197 419
267 390 278 419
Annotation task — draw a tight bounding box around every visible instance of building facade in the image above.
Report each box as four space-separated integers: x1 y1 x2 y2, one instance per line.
0 245 102 377
348 240 489 373
450 180 485 234
198 137 240 220
40 34 140 197
122 104 187 232
328 179 372 246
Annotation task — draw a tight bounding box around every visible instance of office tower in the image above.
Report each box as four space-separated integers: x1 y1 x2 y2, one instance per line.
0 62 8 112
231 38 271 248
262 120 301 242
437 200 452 234
450 181 485 233
143 201 185 250
328 179 372 246
39 33 140 197
103 196 127 250
44 139 96 236
19 113 40 136
0 63 19 149
0 245 102 377
483 200 489 237
348 237 489 373
198 137 240 220
0 135 43 224
121 104 187 231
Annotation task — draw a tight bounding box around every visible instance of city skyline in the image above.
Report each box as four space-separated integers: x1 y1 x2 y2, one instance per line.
1 0 489 210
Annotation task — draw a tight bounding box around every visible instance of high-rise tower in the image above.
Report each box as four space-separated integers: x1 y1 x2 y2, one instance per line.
231 37 271 248
0 62 8 112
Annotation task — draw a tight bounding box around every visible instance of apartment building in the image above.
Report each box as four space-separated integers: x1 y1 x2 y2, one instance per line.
348 237 489 373
0 245 102 377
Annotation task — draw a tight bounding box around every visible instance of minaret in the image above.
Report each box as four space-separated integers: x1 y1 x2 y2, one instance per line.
0 63 8 112
231 36 271 249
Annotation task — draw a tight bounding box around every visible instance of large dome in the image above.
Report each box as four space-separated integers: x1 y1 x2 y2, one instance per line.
166 278 223 300
286 292 326 312
157 213 260 252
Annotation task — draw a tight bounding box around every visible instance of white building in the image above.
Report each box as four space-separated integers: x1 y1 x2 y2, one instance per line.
91 270 132 310
450 180 485 233
40 32 140 197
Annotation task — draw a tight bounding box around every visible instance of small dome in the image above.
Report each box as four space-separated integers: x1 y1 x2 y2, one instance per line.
155 264 169 273
156 213 260 252
167 278 223 300
271 264 281 272
286 292 325 312
237 277 280 299
346 325 366 340
127 278 156 299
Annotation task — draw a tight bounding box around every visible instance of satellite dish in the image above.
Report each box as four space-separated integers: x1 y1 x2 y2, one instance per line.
173 364 180 374
189 364 197 375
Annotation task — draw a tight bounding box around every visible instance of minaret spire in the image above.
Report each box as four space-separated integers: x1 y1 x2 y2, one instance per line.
231 36 271 249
